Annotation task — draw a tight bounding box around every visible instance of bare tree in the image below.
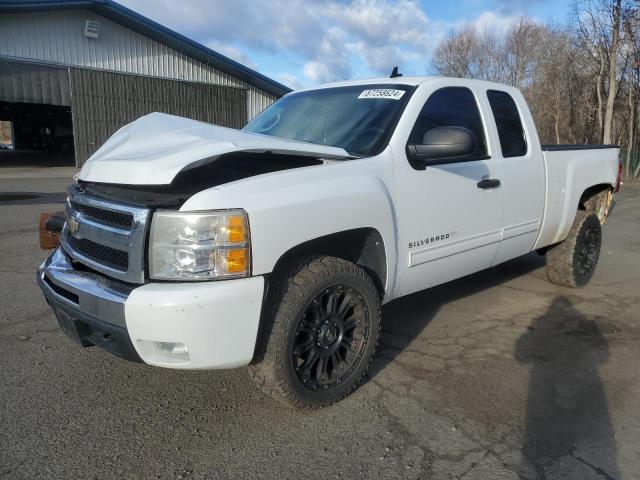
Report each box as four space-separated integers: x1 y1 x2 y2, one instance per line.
432 21 591 144
604 0 623 144
503 18 546 88
576 1 609 142
432 26 501 81
623 4 640 177
432 1 640 176
575 0 637 145
432 26 476 78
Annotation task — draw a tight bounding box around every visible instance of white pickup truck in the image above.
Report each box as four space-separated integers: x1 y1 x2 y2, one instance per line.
38 76 620 407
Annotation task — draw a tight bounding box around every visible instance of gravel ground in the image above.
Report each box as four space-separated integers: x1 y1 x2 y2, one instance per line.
1 173 639 480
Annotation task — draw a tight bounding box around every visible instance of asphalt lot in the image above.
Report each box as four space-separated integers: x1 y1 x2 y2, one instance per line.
1 171 639 480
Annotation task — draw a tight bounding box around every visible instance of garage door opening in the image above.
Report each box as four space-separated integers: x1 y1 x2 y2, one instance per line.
0 101 75 166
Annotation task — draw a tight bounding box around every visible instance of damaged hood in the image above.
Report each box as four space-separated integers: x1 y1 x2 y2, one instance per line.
78 112 350 185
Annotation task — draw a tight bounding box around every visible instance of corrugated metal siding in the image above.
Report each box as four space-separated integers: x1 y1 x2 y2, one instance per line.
70 68 247 164
0 10 276 119
0 60 71 105
248 87 276 119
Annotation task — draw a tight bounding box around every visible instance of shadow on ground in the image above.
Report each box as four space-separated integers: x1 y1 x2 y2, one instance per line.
369 255 620 478
515 296 619 479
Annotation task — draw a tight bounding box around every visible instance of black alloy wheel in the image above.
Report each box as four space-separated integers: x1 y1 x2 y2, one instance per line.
574 221 601 279
547 211 602 288
291 285 370 391
247 256 381 408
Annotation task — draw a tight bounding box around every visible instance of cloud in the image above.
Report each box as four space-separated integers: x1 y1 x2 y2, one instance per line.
121 0 327 57
118 0 544 87
274 72 305 90
472 11 520 33
302 27 352 83
206 41 256 68
490 0 546 15
325 0 432 75
120 0 436 84
326 0 430 47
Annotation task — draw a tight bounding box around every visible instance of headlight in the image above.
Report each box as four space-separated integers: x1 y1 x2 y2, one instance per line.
149 209 250 280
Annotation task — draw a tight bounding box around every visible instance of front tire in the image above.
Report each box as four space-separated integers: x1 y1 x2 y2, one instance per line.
248 256 381 408
546 211 602 288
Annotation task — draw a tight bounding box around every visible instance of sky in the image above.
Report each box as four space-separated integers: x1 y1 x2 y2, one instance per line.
118 0 573 90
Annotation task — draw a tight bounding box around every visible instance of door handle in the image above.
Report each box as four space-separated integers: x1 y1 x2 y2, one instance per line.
477 178 501 189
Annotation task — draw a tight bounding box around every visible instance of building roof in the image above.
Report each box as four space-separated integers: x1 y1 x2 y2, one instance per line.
0 0 292 97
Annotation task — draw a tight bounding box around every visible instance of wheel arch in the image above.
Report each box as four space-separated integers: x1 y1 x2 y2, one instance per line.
251 230 387 367
536 181 615 250
578 183 613 223
578 183 613 209
269 227 388 299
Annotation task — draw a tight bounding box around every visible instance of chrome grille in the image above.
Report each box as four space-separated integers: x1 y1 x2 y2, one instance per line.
65 235 129 271
61 185 150 283
70 200 133 229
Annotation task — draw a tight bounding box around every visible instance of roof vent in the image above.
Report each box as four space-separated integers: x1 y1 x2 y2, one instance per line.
84 20 101 39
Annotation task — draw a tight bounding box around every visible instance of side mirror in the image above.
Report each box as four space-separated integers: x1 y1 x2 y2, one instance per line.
407 126 477 168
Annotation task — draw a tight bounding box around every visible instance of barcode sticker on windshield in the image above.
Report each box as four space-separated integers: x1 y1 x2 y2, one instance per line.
358 89 406 100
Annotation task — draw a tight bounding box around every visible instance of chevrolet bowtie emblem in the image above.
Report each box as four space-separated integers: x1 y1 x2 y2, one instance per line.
67 216 80 236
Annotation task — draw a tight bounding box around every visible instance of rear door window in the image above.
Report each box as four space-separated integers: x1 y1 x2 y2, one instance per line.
487 90 527 157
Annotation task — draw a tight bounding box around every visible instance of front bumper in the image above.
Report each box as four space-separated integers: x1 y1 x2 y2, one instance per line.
38 248 265 369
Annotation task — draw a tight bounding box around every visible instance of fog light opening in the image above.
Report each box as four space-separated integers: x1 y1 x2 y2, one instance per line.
137 339 191 364
153 341 190 362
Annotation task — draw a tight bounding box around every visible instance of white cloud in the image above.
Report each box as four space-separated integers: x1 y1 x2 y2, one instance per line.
327 0 430 46
120 0 434 83
118 0 540 87
302 27 352 83
302 62 333 83
206 41 256 68
491 0 546 15
472 11 519 33
274 72 304 90
122 0 327 57
325 0 433 75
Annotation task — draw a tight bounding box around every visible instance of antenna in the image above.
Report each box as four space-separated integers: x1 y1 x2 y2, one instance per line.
390 66 403 78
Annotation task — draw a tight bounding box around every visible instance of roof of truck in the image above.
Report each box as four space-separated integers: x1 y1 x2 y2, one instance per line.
292 76 521 95
294 77 437 93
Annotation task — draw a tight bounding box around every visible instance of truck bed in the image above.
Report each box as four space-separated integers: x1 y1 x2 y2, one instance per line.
534 146 619 250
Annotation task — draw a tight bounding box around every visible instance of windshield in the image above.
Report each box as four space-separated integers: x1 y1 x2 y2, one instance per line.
243 84 414 157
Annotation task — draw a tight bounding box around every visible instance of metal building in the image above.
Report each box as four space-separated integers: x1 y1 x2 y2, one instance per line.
0 0 290 166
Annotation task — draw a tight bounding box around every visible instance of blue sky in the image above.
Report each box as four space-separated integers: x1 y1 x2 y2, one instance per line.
119 0 573 89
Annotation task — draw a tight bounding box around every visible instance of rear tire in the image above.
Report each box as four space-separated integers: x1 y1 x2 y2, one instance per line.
583 189 610 223
546 211 602 288
247 256 381 408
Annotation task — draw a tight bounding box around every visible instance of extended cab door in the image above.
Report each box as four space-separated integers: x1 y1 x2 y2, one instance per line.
484 89 545 265
391 84 504 298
